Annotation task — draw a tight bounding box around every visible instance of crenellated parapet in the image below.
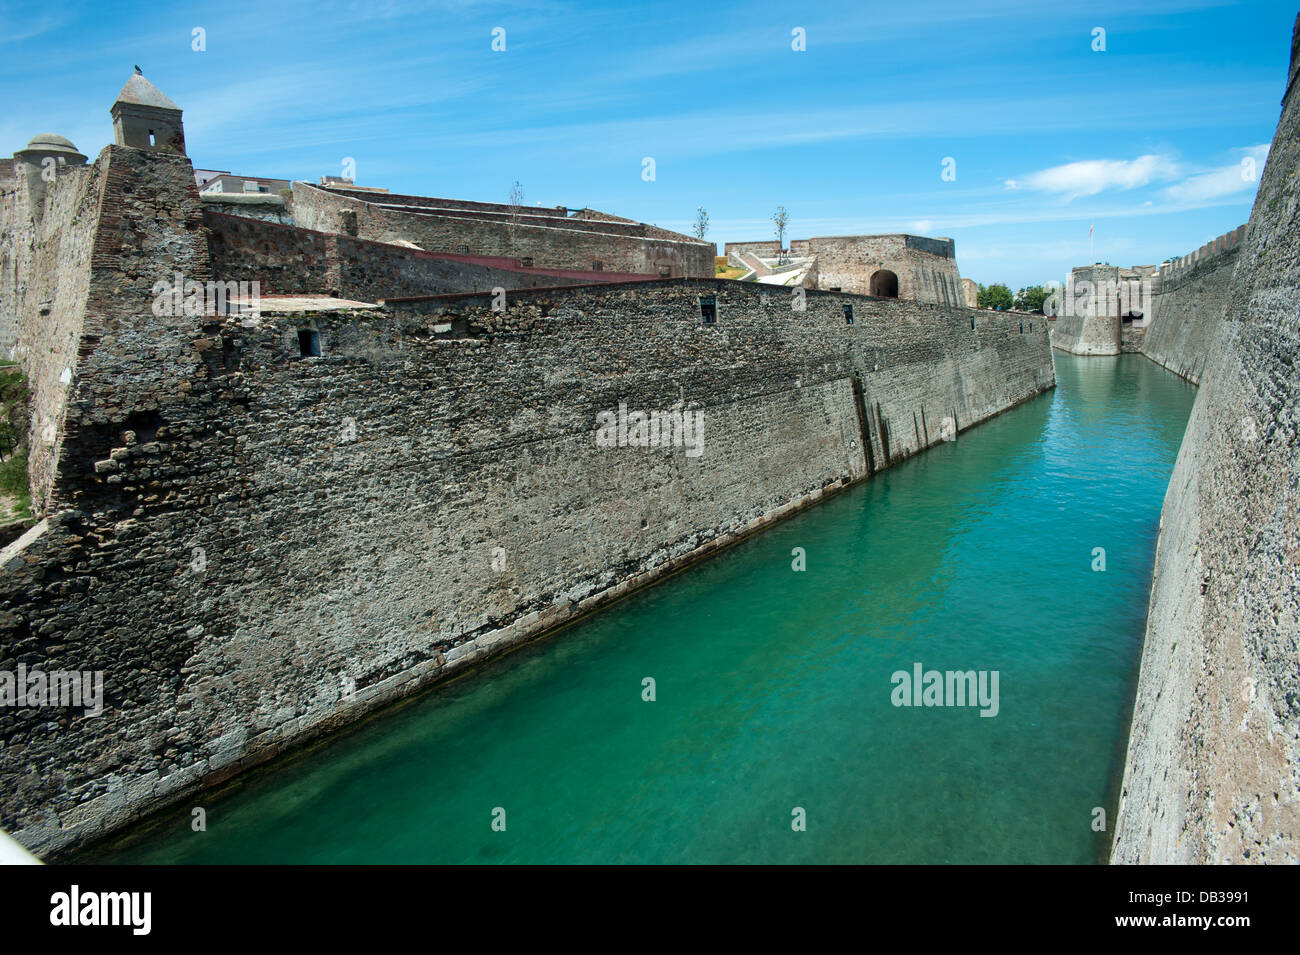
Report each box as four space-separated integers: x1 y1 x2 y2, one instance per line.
1156 224 1247 293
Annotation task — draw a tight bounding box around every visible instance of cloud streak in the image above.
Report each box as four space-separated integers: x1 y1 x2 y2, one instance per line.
1018 154 1181 200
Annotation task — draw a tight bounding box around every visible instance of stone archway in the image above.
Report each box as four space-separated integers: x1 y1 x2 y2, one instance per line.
870 269 899 298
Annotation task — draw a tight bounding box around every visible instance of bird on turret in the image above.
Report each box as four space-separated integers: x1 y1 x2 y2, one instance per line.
134 65 143 74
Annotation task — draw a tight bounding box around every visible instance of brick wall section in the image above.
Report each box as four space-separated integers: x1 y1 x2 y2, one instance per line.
1112 17 1300 863
292 182 714 278
0 263 1052 855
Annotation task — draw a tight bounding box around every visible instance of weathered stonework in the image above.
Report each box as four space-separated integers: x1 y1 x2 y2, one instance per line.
0 264 1053 858
204 212 633 300
1141 228 1245 383
1113 19 1300 864
725 233 965 304
0 73 1055 861
291 182 714 278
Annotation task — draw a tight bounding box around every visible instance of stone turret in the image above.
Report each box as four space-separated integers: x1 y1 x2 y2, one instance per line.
110 70 185 154
14 133 87 169
11 134 88 215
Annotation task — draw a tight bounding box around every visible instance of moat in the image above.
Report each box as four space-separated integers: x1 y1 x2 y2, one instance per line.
98 353 1195 864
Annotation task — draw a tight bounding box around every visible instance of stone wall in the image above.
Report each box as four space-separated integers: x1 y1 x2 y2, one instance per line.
724 240 781 268
1049 265 1123 356
1112 18 1300 864
205 211 332 294
0 155 107 514
0 259 1053 854
200 193 291 224
804 234 963 304
291 182 714 278
205 212 636 300
1141 230 1244 383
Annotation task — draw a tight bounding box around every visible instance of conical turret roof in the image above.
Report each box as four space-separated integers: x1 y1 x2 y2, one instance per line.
113 72 181 111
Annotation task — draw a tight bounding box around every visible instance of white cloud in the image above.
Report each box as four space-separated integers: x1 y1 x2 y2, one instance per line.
1018 154 1180 199
912 219 934 233
1163 145 1269 202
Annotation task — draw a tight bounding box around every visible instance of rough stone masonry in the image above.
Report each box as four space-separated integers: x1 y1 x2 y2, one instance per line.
0 73 1055 858
1112 15 1300 864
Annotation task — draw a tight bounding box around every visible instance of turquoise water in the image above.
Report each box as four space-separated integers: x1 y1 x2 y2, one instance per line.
102 354 1196 864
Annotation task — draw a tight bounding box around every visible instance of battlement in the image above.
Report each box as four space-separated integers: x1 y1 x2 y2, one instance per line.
1157 225 1247 285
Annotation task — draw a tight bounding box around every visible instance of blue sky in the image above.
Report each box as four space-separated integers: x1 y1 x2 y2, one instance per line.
0 0 1292 287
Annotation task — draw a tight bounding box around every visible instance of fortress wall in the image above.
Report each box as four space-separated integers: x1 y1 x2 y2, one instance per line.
0 274 1052 857
1141 240 1243 383
204 212 608 298
724 240 782 267
1050 310 1122 356
1112 21 1300 863
332 235 596 298
293 183 715 278
0 158 108 511
200 194 291 224
366 203 653 238
205 211 332 293
1120 321 1146 353
802 235 964 305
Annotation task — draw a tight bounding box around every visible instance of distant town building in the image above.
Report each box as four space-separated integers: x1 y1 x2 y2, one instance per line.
201 173 291 195
193 168 230 189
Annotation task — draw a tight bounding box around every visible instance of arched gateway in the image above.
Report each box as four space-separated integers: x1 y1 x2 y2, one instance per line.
870 269 899 298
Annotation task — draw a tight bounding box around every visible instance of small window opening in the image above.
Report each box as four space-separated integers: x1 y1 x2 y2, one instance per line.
593 261 604 271
457 245 469 254
298 328 321 357
658 265 672 278
1019 323 1024 334
843 304 854 325
700 295 717 324
970 317 975 329
148 130 156 146
520 256 533 267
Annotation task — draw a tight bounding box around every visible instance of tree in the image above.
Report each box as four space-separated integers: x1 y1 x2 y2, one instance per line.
693 206 709 240
1013 285 1049 314
772 206 790 249
978 283 1013 311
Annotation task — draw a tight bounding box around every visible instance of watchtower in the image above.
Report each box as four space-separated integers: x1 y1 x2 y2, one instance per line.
111 70 186 154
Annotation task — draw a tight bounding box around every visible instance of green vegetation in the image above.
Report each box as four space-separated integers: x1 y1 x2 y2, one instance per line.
977 283 1014 311
0 362 31 523
715 256 747 280
1013 285 1050 314
0 449 30 522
